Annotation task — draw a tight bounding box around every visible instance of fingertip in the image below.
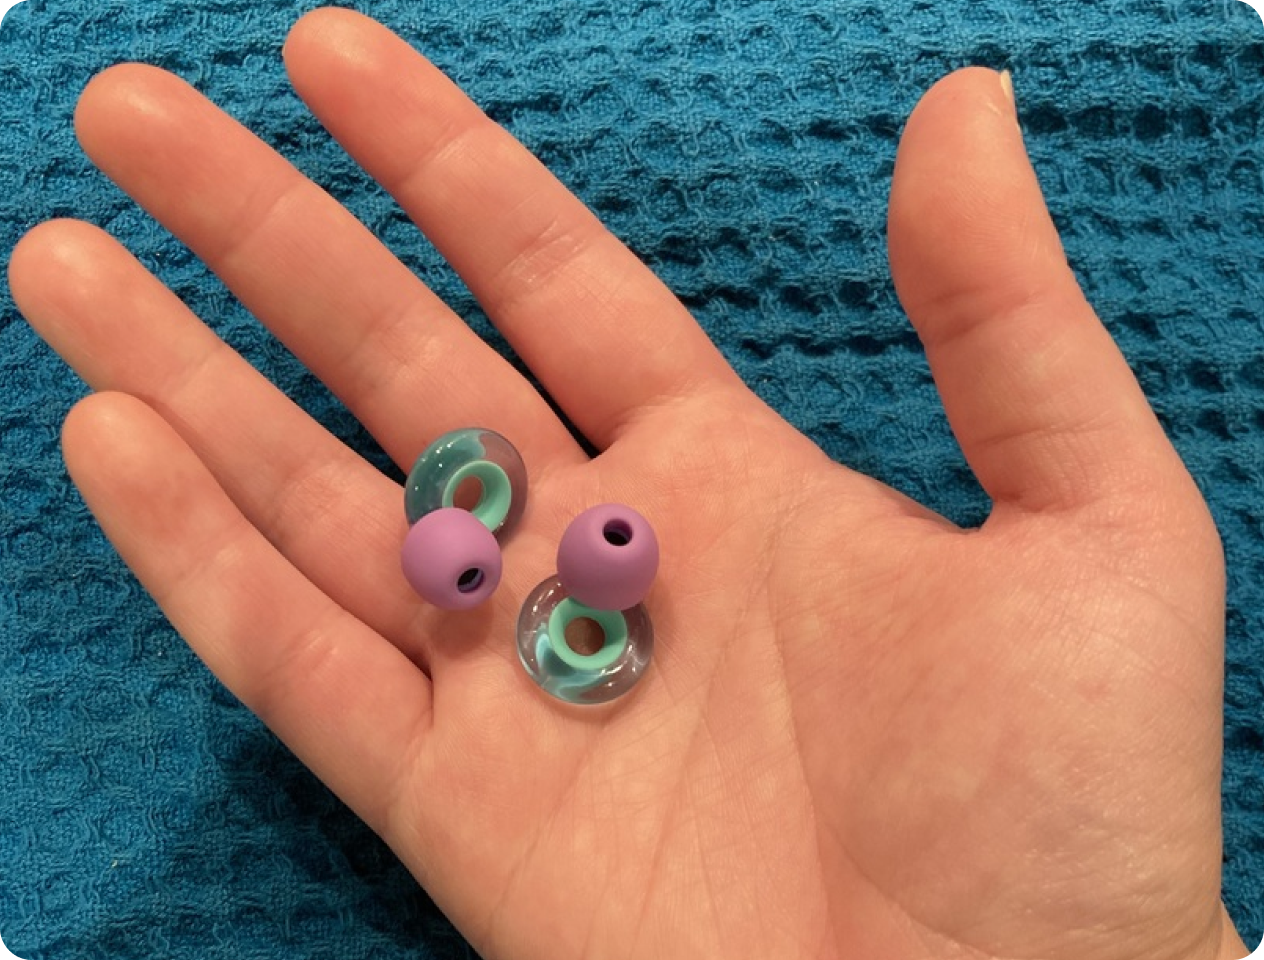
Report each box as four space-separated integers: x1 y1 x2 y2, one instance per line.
62 392 120 511
60 393 95 478
283 5 385 80
905 66 1015 131
74 62 159 141
283 5 425 125
9 220 148 384
62 392 230 572
61 391 149 480
10 218 110 293
7 218 68 307
283 5 336 66
10 216 80 270
285 5 365 46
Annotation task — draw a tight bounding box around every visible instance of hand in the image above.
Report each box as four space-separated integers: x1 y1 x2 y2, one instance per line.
8 8 1247 960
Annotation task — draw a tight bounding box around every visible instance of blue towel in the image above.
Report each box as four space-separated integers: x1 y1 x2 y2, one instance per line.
1 1 1261 956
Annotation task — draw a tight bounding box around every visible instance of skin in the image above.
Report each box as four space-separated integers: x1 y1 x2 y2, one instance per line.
7 8 1252 960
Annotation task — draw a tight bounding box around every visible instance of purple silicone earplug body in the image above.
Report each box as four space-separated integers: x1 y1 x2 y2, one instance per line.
401 507 502 610
556 504 659 611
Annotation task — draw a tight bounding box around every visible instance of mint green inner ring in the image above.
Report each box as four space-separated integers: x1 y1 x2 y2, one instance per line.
547 600 628 672
442 460 511 532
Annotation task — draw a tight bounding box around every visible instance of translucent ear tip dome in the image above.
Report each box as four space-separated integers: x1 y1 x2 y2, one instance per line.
404 428 527 537
516 576 654 705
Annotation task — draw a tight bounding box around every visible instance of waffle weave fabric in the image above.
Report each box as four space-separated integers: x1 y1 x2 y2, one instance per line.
1 0 1262 957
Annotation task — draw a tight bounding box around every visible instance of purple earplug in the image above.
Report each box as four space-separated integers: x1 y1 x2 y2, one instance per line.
401 507 502 610
556 504 659 611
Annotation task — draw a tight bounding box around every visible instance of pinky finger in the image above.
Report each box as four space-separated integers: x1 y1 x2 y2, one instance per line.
62 391 430 838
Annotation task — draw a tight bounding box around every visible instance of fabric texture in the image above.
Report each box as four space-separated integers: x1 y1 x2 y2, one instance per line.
1 0 1261 956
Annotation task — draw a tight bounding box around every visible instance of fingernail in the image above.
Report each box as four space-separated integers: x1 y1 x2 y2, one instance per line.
998 69 1022 134
999 69 1015 109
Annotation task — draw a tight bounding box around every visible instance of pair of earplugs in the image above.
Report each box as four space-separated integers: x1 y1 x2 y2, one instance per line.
401 429 658 704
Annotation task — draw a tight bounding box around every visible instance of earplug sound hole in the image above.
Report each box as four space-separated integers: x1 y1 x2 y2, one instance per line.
564 617 605 656
453 476 484 512
602 520 633 546
457 568 485 593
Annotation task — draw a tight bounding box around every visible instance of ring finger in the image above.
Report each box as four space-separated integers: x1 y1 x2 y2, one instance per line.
8 220 469 668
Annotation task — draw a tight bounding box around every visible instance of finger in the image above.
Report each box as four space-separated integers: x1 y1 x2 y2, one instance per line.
888 68 1189 515
283 7 743 449
10 219 443 669
61 391 430 839
71 61 578 471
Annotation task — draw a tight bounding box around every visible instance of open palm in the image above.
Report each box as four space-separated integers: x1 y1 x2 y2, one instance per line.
9 9 1246 960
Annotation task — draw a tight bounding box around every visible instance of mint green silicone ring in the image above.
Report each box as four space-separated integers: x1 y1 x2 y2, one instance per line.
546 599 629 672
442 460 512 533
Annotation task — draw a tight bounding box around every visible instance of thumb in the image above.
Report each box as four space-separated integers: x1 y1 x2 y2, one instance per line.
888 67 1188 518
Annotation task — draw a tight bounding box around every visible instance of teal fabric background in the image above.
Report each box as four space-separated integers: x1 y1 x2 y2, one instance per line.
1 0 1261 956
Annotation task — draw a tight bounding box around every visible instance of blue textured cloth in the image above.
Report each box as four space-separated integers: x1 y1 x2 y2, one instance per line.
2 0 1262 956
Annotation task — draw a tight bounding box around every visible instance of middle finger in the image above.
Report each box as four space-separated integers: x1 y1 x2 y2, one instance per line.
72 62 581 471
